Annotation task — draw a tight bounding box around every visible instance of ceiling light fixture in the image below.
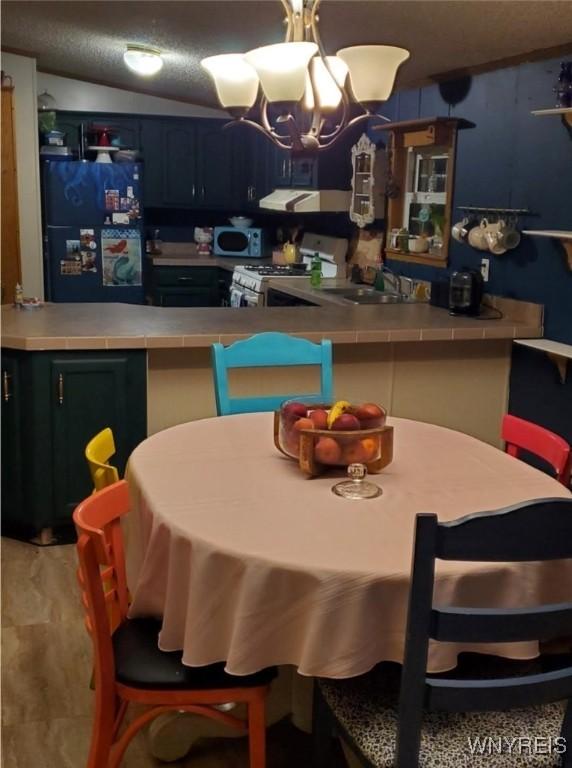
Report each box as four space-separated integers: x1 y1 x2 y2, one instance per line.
201 0 409 154
124 45 163 77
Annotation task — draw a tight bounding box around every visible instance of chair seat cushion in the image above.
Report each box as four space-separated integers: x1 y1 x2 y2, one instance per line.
319 661 568 768
113 618 277 690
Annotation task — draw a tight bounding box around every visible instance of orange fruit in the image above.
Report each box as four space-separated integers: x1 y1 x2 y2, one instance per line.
294 417 315 432
315 437 343 464
360 437 380 461
342 440 368 464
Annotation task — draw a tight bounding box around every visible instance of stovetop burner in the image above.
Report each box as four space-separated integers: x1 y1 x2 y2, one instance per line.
242 264 308 276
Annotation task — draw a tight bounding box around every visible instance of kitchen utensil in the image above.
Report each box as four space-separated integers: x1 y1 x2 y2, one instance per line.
229 216 254 228
468 219 490 251
449 269 484 316
408 236 430 253
451 216 474 243
483 221 508 255
283 242 300 264
496 218 521 250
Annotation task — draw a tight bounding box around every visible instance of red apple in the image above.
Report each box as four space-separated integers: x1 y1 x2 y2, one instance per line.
309 409 329 430
331 414 361 431
354 403 387 429
281 401 308 420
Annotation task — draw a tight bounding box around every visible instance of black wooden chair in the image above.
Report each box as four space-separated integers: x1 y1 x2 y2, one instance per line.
313 497 572 767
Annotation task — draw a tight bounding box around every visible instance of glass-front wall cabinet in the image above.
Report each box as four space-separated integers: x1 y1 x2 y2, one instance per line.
403 147 450 258
379 118 462 267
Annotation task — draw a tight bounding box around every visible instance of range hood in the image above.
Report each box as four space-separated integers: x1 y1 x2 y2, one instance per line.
259 188 351 213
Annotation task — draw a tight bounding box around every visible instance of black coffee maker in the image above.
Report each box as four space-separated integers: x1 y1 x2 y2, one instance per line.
449 269 484 316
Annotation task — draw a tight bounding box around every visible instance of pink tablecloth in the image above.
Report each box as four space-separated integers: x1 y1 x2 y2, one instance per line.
126 414 571 678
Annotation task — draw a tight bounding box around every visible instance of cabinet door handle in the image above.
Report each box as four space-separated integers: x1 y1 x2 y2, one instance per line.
58 373 64 405
192 183 196 199
201 185 205 200
3 371 11 402
178 277 194 282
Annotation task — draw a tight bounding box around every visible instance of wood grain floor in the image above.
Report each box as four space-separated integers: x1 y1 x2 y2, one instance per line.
1 537 348 767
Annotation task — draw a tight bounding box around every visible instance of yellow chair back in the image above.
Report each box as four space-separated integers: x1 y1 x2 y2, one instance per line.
85 428 120 492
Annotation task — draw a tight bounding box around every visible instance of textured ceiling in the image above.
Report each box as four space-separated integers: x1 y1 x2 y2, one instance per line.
2 1 572 107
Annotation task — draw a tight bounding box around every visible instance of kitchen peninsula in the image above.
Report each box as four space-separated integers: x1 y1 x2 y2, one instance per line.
2 287 542 540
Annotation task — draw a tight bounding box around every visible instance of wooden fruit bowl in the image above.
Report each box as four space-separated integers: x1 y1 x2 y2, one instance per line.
273 411 394 478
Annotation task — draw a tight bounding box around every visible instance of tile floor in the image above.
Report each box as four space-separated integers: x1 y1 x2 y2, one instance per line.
1 537 348 767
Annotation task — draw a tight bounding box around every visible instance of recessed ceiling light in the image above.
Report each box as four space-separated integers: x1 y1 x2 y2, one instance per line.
123 45 163 76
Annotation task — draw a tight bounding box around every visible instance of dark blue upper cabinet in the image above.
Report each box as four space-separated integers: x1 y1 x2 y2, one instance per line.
230 127 274 210
141 117 235 209
195 120 235 209
162 121 197 207
140 120 163 207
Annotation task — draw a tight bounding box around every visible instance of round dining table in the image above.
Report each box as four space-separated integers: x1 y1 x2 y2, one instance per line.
126 412 571 680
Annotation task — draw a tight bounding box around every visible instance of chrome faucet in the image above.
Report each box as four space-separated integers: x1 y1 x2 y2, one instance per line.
380 265 400 294
398 276 415 297
380 266 414 297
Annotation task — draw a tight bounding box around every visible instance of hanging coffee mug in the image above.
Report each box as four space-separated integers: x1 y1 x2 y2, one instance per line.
468 218 490 251
497 218 521 250
452 216 471 243
484 221 507 255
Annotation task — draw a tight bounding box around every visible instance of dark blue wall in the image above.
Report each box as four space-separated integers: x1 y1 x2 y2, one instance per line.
377 57 572 344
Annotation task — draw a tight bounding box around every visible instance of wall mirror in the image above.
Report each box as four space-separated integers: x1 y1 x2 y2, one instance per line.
350 133 385 228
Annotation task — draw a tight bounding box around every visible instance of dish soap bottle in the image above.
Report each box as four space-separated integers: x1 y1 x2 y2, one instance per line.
14 283 23 308
310 252 322 288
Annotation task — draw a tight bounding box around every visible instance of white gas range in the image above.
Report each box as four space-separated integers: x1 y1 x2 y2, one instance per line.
230 233 348 307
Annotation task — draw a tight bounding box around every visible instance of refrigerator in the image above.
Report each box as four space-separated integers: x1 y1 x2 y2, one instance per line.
43 161 145 303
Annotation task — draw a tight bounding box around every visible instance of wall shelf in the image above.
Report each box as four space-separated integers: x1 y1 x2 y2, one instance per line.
514 338 572 383
531 107 572 126
522 230 572 269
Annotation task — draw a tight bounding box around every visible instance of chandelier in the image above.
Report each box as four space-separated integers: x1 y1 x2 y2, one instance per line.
201 0 409 154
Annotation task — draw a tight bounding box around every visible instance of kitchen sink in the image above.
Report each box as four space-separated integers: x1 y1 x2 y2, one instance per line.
321 287 407 305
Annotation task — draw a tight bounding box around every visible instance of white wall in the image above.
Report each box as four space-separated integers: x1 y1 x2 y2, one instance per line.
2 53 44 298
37 72 227 118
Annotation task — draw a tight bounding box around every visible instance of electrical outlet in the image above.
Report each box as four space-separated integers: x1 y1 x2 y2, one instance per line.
480 258 490 282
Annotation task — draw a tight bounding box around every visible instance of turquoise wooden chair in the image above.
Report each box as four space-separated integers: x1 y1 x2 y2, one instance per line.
211 332 334 415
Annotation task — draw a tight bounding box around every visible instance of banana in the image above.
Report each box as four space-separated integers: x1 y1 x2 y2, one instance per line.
327 400 352 429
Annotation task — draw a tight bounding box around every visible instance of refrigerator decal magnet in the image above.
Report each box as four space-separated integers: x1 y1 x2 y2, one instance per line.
60 260 82 276
81 251 97 273
101 229 142 287
104 189 120 211
112 212 130 225
65 239 81 259
80 229 96 250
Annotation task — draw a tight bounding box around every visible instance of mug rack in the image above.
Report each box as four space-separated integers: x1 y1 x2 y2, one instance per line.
457 206 531 216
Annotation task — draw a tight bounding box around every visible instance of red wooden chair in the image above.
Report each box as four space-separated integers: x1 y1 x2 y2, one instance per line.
501 414 571 486
73 480 275 768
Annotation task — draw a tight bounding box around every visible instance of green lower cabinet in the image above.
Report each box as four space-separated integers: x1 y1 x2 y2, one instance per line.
151 266 225 307
1 349 147 540
1 355 24 527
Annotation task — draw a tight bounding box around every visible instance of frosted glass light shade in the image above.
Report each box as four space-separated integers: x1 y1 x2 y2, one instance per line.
123 46 163 76
336 45 410 102
245 42 318 103
311 56 348 110
201 55 259 109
